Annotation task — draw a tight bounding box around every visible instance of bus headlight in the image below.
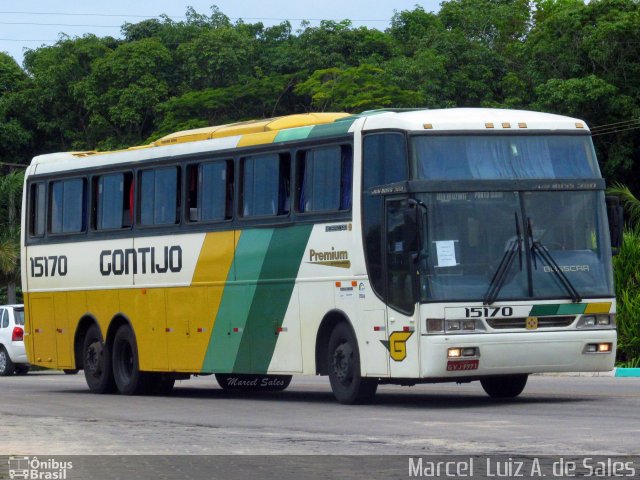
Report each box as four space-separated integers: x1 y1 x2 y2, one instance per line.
577 314 615 329
444 319 485 333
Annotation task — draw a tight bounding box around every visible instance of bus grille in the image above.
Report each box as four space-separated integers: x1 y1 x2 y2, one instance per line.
487 316 576 329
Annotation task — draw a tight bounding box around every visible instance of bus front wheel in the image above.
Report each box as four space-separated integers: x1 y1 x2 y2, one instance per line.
327 323 377 404
480 374 528 398
82 324 116 393
112 325 150 395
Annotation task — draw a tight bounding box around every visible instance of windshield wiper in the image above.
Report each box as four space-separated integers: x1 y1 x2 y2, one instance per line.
527 218 582 303
483 213 523 305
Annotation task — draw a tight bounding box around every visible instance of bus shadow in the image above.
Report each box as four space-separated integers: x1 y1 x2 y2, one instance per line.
158 385 595 409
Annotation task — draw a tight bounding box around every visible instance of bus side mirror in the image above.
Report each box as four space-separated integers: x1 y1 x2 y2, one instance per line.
606 196 623 255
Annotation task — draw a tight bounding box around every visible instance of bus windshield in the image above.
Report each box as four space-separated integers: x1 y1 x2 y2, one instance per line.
416 190 614 302
412 135 600 180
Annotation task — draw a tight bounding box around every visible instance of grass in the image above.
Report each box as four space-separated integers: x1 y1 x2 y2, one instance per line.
613 226 640 366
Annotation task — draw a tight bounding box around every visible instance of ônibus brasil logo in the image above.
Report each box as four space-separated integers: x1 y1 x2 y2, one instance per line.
7 456 73 480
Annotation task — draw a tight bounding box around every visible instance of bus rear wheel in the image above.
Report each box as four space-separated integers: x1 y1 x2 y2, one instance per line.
83 324 116 393
327 323 377 404
480 374 528 398
112 325 150 395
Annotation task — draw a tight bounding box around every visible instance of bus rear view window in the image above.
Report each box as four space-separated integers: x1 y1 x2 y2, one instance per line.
95 172 133 230
29 182 46 237
186 161 233 222
139 167 179 225
242 153 290 217
49 178 86 234
298 145 352 213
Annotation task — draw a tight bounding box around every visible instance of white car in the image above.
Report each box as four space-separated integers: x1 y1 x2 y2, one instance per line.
0 304 29 376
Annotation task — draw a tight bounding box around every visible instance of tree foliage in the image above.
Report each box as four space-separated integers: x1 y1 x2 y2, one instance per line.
0 0 638 182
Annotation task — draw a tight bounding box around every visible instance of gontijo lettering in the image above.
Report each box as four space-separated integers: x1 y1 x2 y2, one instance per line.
99 246 182 276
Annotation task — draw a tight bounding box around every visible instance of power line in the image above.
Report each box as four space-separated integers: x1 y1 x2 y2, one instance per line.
0 11 390 22
0 22 121 28
591 118 640 131
0 162 27 168
0 38 56 42
0 10 170 18
592 125 640 137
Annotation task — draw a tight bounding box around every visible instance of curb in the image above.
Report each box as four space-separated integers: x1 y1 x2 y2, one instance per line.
615 368 640 377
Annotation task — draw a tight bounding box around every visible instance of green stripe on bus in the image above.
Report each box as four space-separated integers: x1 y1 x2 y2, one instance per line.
307 119 355 138
233 224 313 373
202 229 274 373
274 126 314 143
556 303 587 315
529 304 559 316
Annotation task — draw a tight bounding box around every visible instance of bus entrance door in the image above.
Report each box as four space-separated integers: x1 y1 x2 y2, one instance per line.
385 197 420 378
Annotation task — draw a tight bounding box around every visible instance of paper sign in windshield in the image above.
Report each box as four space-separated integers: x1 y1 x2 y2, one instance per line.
435 240 457 267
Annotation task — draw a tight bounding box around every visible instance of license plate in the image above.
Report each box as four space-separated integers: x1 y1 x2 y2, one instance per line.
447 359 479 371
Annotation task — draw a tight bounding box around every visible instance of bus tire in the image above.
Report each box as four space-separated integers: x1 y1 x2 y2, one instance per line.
82 324 116 394
112 325 150 395
0 346 15 376
480 374 528 398
15 364 30 375
327 323 378 404
63 369 79 375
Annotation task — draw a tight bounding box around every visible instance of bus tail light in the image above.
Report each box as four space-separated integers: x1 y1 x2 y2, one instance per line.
12 327 24 342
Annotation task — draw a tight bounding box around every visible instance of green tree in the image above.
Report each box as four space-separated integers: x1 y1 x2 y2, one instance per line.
76 38 173 149
0 171 24 304
295 64 421 111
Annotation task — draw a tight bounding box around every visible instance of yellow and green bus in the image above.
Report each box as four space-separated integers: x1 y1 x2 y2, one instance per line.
21 109 621 403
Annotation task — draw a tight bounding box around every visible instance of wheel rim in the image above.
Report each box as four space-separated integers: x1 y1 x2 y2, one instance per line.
85 341 103 377
0 351 6 373
332 341 354 386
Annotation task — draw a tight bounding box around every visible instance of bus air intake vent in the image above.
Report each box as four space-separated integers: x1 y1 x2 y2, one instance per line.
487 316 576 329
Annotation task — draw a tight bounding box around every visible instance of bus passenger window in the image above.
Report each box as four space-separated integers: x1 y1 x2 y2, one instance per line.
241 153 290 217
94 172 133 230
49 178 86 234
139 167 179 226
187 160 233 222
29 183 46 237
297 145 352 213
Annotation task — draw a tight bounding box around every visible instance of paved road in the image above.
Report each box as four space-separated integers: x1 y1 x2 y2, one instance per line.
1 371 638 457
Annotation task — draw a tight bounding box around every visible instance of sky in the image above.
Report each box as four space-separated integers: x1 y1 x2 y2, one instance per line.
0 0 441 67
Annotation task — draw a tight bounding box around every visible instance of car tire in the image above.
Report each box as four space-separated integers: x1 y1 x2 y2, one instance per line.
327 323 378 404
480 374 529 398
0 346 15 376
82 324 116 393
112 324 150 395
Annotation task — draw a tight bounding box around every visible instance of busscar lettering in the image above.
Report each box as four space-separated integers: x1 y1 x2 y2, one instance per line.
100 246 182 276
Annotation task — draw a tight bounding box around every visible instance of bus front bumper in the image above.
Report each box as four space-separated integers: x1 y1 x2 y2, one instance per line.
420 330 617 378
